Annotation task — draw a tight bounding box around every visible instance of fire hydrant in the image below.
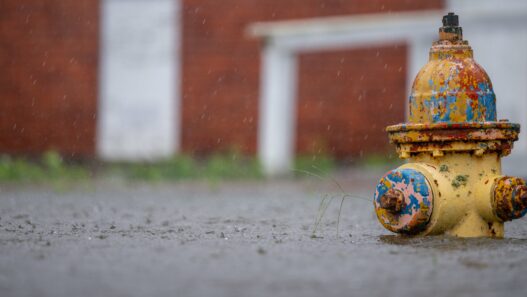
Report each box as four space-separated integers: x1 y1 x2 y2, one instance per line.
373 13 527 237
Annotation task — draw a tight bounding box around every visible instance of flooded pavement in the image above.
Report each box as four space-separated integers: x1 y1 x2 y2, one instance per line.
0 172 526 297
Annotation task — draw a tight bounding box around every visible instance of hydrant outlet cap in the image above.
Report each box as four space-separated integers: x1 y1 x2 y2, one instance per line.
374 168 434 234
493 177 527 221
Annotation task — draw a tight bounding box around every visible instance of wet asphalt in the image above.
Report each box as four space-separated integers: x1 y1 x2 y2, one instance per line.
1 171 527 297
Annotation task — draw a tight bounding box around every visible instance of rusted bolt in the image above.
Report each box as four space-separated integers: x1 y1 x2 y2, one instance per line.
439 12 462 41
380 189 405 213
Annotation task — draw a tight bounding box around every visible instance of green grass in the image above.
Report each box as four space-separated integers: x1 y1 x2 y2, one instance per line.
0 151 264 183
108 153 262 182
0 151 400 184
0 151 89 183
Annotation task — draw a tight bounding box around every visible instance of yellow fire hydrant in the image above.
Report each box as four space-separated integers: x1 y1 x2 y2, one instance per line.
373 13 527 238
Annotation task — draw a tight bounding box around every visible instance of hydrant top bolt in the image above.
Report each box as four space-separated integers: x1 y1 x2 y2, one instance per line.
442 12 459 27
380 189 404 213
439 12 463 41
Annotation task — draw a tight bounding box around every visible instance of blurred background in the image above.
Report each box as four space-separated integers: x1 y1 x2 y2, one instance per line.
1 0 527 180
2 2 527 296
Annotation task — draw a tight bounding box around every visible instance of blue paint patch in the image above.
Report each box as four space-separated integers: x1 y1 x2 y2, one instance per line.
476 82 496 121
374 168 432 215
422 95 457 123
415 80 496 123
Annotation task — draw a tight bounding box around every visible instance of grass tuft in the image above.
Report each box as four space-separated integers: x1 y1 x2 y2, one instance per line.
0 151 89 183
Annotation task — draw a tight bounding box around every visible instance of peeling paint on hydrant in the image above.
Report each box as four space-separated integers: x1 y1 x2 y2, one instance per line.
373 13 527 238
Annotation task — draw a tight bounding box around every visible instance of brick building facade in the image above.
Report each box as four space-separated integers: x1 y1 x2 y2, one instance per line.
0 0 444 160
0 1 99 157
181 0 443 158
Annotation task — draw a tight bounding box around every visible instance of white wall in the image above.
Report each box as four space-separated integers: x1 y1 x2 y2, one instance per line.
98 0 180 161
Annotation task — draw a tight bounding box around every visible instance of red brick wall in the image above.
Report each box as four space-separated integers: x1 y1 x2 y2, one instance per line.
297 44 407 158
0 1 99 158
181 0 444 158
